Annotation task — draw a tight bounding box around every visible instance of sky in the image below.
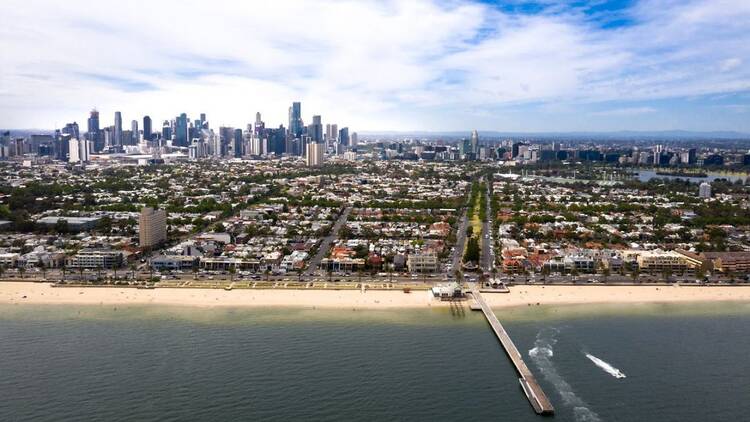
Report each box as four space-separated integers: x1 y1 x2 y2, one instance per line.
1 0 749 133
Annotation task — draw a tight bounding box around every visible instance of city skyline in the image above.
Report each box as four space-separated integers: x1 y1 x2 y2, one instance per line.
1 0 749 132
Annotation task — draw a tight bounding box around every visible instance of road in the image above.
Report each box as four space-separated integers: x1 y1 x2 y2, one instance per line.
480 179 493 273
451 210 469 271
305 207 352 275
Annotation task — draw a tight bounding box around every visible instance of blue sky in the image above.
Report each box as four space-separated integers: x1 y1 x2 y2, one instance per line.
0 0 748 132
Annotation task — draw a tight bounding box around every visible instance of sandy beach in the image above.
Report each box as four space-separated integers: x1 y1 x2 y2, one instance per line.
2 282 750 309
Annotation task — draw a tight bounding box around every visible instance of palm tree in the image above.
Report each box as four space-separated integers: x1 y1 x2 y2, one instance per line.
19 266 26 280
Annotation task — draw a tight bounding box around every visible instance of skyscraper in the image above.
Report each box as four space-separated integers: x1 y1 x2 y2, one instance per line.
288 102 302 139
338 127 349 147
62 122 80 140
351 132 358 149
114 111 122 146
175 113 188 146
143 116 152 142
131 120 139 144
471 130 479 154
87 109 101 152
309 115 323 143
234 129 243 158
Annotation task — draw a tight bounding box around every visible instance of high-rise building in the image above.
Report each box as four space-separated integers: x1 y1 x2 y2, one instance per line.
306 142 324 167
699 182 712 199
288 102 302 138
68 138 80 163
351 132 358 149
87 110 102 152
254 112 265 136
131 120 139 144
62 122 80 140
234 129 243 158
338 127 349 147
175 113 188 146
143 116 152 142
114 111 122 146
471 130 479 154
139 207 167 248
309 115 323 143
162 120 172 144
67 138 91 163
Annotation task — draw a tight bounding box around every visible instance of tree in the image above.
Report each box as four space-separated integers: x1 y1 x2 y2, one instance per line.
37 260 47 280
18 266 25 280
463 237 480 263
54 218 69 234
229 266 236 282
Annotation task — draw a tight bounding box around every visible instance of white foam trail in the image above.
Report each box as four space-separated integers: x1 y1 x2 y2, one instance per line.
585 354 626 379
528 328 601 422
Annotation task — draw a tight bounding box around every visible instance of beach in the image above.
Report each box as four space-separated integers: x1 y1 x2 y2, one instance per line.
2 282 750 309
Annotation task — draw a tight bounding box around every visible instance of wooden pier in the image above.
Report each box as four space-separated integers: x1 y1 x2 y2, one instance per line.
471 289 554 416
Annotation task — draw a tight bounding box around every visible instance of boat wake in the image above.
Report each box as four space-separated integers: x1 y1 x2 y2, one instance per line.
585 354 626 379
528 328 601 422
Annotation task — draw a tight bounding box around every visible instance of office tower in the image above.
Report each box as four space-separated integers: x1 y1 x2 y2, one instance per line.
62 122 80 140
254 112 265 136
131 120 139 144
309 115 323 143
653 145 663 165
175 113 188 146
139 207 167 248
57 133 70 160
306 141 324 167
199 113 207 129
234 129 243 158
327 123 338 144
338 127 349 147
351 132 358 148
688 148 697 165
699 182 712 199
114 111 122 146
471 130 479 154
87 109 102 152
162 120 172 144
143 116 152 142
288 102 302 138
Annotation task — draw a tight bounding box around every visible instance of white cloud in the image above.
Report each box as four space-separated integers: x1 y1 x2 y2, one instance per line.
0 0 749 131
591 107 657 116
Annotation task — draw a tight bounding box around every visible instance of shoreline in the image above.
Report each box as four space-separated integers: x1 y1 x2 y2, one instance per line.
3 282 750 310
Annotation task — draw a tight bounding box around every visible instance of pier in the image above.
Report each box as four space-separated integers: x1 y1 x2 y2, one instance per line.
470 288 554 416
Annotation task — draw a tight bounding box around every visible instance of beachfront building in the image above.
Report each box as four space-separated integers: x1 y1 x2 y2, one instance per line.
407 253 439 273
635 250 699 273
701 252 750 274
66 248 124 269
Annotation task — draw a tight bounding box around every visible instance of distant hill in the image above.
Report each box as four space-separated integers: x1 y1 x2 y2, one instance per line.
359 130 750 140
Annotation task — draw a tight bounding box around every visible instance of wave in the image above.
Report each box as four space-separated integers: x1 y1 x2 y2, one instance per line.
585 354 626 379
528 328 601 422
